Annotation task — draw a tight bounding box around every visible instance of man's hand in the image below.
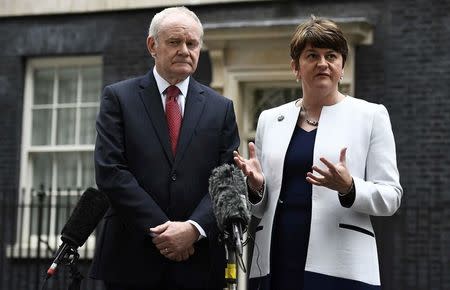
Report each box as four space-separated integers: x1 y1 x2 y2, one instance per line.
150 221 199 261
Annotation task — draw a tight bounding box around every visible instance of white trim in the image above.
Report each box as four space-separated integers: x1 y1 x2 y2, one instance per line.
28 56 102 68
6 236 96 259
28 145 95 153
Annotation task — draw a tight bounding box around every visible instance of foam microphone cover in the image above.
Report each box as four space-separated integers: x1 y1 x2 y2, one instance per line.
209 164 250 233
60 187 109 248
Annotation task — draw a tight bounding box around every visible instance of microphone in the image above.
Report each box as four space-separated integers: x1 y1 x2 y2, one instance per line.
209 164 250 256
46 187 109 278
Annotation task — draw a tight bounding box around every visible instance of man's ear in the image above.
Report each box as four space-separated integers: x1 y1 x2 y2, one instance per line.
147 36 156 57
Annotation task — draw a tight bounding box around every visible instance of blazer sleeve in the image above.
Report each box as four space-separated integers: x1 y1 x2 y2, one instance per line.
189 99 240 234
95 85 169 234
351 104 403 216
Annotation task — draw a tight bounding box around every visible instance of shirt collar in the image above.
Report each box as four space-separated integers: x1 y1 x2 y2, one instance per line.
153 67 189 97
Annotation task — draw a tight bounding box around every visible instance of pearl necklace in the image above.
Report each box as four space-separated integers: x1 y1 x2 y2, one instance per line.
301 104 319 127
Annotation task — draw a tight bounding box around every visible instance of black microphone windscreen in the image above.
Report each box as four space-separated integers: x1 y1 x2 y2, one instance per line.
60 187 109 247
209 164 250 233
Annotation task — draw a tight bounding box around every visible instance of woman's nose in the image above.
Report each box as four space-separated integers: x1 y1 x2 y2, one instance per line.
317 55 327 66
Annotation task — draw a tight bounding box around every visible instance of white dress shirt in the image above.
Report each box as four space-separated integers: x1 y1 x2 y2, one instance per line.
153 67 206 239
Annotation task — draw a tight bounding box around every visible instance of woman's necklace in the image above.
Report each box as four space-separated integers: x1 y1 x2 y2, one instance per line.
301 104 319 127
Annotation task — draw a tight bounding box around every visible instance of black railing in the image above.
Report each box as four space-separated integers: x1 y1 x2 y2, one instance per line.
0 187 105 290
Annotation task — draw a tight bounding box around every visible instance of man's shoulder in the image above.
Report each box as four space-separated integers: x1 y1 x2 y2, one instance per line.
106 74 147 90
191 79 231 103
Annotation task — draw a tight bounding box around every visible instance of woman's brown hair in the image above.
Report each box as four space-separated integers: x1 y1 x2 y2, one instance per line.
290 16 348 69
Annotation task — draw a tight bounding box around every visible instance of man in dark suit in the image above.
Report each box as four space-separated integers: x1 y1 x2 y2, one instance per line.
90 6 240 290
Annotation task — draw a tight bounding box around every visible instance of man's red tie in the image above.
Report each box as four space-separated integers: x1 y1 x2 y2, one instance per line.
165 85 182 155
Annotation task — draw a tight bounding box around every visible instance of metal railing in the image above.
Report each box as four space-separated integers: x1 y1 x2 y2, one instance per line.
0 187 105 290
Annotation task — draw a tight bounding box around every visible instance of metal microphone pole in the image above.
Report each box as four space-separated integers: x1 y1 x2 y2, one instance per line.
225 223 245 290
225 238 237 290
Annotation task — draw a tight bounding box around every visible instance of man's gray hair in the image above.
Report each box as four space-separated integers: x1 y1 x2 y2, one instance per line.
148 6 204 42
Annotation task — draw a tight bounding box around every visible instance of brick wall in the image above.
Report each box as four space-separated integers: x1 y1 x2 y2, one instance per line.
376 0 450 289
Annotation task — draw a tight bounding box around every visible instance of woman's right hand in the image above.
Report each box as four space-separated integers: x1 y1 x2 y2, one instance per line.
233 142 264 190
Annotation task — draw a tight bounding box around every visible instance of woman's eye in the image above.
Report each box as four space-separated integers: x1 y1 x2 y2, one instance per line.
326 54 337 61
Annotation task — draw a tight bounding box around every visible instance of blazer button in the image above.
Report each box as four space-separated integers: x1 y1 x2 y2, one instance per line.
171 174 177 181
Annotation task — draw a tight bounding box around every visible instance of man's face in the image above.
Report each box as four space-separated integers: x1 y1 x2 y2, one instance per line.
147 14 202 84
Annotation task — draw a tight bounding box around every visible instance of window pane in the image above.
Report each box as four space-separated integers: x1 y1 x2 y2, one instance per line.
339 83 350 95
32 153 52 189
79 107 98 144
252 87 301 129
55 193 79 235
56 108 76 145
58 68 78 104
56 153 78 189
34 69 54 105
81 152 95 188
30 192 51 235
81 66 101 103
31 109 52 145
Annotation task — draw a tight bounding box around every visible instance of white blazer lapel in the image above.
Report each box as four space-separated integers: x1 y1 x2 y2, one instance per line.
250 101 300 278
261 100 300 191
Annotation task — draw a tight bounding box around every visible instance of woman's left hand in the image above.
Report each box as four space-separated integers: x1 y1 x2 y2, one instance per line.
306 147 353 193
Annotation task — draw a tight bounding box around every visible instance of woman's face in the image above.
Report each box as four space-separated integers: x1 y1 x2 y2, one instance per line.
292 43 344 96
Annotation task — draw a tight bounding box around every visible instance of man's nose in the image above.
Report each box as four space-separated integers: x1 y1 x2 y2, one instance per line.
178 43 189 55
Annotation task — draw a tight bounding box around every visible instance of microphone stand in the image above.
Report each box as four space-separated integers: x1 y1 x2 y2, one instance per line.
67 249 83 290
42 246 83 290
224 224 245 290
224 237 237 290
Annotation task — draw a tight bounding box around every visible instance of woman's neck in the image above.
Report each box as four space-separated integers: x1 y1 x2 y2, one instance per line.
302 90 344 111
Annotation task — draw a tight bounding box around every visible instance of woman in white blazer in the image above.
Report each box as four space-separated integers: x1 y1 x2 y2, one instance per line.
234 16 402 290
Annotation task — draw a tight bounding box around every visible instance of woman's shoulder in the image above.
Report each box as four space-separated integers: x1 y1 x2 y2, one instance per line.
261 99 297 116
345 95 386 114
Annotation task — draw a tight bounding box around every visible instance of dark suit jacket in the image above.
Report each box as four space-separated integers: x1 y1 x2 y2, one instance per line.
90 69 240 288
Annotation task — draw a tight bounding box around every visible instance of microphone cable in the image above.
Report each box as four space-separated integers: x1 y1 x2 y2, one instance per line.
246 228 263 289
40 276 49 290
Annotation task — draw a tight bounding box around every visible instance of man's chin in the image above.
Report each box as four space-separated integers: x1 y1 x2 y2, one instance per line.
172 67 195 78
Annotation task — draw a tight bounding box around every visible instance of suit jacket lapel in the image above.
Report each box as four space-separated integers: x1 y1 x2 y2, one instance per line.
138 70 174 163
174 79 205 165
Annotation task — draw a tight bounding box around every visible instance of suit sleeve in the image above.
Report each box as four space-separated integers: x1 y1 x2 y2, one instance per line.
351 104 403 216
95 85 169 234
189 100 240 235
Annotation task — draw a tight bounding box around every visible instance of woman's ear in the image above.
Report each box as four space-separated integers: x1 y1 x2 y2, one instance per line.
290 59 300 81
340 69 345 81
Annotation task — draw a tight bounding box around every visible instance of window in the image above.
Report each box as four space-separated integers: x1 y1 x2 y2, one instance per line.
12 57 102 258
